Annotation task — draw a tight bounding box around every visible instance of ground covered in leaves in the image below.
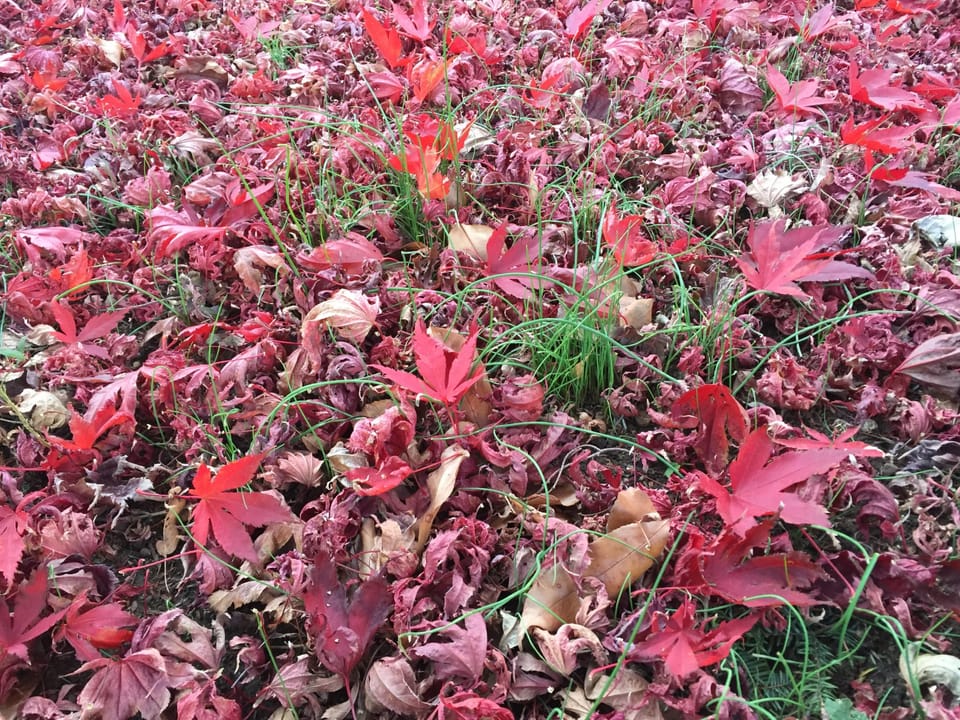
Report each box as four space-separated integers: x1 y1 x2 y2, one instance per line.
3 0 960 718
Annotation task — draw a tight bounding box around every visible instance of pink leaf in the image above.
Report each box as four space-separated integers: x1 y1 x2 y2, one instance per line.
77 650 172 720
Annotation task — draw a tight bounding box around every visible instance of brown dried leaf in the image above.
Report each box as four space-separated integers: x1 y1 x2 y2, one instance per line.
520 489 670 632
900 643 960 698
303 290 381 344
415 444 469 552
155 495 186 557
585 667 663 720
448 222 493 260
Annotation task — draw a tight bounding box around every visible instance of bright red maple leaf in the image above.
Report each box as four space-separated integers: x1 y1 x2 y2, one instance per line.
0 504 27 587
523 72 570 110
303 553 392 679
840 115 918 153
186 452 296 564
736 219 875 301
48 301 126 360
94 79 142 119
602 203 658 267
55 594 138 661
388 143 451 199
391 0 435 43
766 66 834 116
485 225 544 299
696 426 848 535
773 425 883 457
54 404 134 452
677 523 824 607
361 8 406 69
0 568 66 665
408 57 446 102
849 61 926 113
345 455 414 496
629 599 758 680
371 319 484 406
564 0 612 39
864 149 960 201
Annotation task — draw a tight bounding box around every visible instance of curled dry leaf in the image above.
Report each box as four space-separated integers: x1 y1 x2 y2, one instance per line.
746 168 808 210
899 643 960 699
533 624 606 675
15 389 70 430
585 667 663 720
521 488 670 632
156 493 186 557
359 517 416 579
448 222 494 260
415 444 469 552
302 289 381 345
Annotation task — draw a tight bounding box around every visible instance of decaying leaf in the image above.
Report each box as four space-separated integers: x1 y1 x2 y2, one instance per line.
302 290 381 345
448 222 494 260
521 488 670 632
415 444 469 552
15 389 69 430
899 643 960 700
585 667 663 720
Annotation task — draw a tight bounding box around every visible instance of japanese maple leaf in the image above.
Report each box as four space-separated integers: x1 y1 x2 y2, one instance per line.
147 204 229 259
564 0 612 39
840 115 918 153
736 219 875 301
95 79 142 119
602 203 658 267
523 72 570 109
484 225 544 299
361 8 406 69
388 143 450 199
697 523 824 606
773 425 883 457
408 57 446 102
696 426 848 535
849 61 926 113
864 149 960 201
186 452 296 563
48 301 126 360
391 0 435 42
629 600 758 680
0 568 67 664
55 594 138 661
345 455 414 496
793 3 839 42
0 504 27 586
55 404 134 452
766 66 834 116
371 319 484 405
303 553 392 680
77 649 173 720
125 24 170 64
667 383 749 476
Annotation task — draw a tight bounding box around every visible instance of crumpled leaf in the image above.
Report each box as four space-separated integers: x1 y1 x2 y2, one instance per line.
410 613 487 684
76 649 172 720
747 168 808 210
584 666 663 720
302 290 381 344
15 390 69 431
364 656 431 716
899 643 960 699
532 624 606 675
521 488 670 632
895 332 960 398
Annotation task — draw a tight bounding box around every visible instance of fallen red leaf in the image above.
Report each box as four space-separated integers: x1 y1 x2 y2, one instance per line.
186 453 296 563
766 66 834 116
371 319 484 406
736 219 875 300
628 599 758 680
667 383 749 476
696 426 848 534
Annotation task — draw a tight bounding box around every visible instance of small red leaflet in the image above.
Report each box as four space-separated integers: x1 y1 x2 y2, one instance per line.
736 219 875 300
840 115 918 153
371 319 484 406
484 225 544 299
186 452 296 563
666 383 749 476
696 426 848 535
628 599 758 680
345 455 414 496
49 301 126 360
564 0 611 40
0 568 67 665
766 66 833 117
361 8 406 69
94 79 142 119
391 0 435 43
602 203 658 267
55 593 137 661
849 61 927 114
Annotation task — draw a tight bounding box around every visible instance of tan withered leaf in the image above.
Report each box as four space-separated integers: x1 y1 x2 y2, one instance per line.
448 222 494 260
520 489 670 632
415 444 469 552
